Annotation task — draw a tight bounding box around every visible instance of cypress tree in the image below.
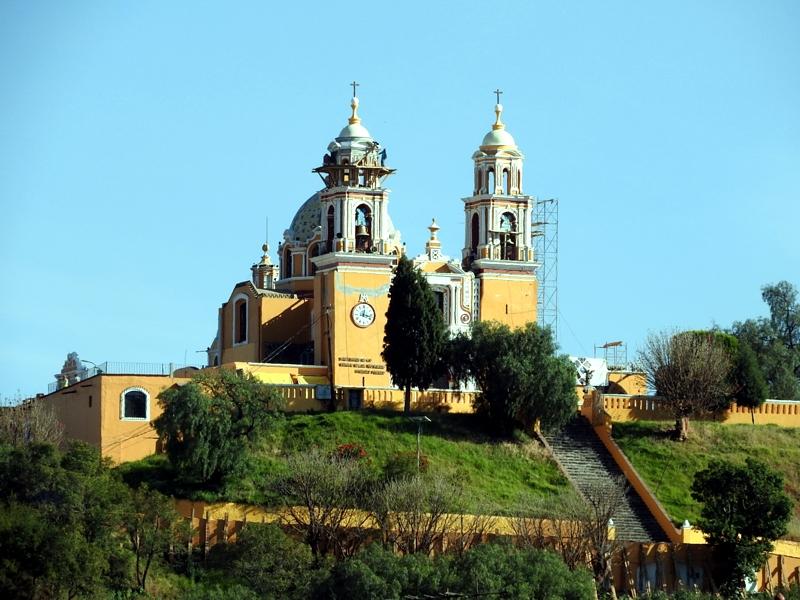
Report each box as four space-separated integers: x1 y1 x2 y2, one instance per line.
382 255 447 413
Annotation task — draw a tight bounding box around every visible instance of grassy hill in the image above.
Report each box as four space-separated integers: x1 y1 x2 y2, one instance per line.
119 410 572 513
612 420 800 539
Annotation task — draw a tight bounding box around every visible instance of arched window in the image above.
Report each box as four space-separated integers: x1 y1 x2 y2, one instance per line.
309 243 319 275
476 170 482 195
283 247 292 279
355 204 372 252
233 294 248 344
326 205 335 251
120 387 149 421
518 169 522 192
487 169 495 194
503 169 510 194
499 212 517 260
470 213 480 255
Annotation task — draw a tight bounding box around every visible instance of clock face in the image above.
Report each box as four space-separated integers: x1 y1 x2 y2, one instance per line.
351 302 376 328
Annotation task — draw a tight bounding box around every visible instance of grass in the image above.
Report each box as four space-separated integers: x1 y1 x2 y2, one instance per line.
612 419 800 539
117 410 572 514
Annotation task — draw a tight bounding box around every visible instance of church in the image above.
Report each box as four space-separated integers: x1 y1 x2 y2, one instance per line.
41 89 556 462
206 90 539 409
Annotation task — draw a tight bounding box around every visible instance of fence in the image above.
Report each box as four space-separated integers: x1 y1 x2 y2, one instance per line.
599 394 800 427
172 499 799 594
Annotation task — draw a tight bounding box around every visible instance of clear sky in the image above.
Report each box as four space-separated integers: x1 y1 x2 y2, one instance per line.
1 1 798 399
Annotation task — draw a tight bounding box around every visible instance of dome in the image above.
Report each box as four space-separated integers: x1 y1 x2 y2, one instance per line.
287 193 321 243
337 121 372 140
481 127 516 147
480 103 518 149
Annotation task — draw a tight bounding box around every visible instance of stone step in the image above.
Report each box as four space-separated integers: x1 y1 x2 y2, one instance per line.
544 415 668 543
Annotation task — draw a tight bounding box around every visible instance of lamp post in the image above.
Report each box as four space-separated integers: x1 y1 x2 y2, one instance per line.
408 416 431 472
81 360 102 377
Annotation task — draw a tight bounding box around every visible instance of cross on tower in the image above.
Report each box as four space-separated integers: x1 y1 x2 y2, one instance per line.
351 81 360 98
494 88 503 104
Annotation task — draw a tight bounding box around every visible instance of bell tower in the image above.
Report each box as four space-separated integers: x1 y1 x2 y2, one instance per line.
462 92 538 327
309 86 402 403
311 83 399 256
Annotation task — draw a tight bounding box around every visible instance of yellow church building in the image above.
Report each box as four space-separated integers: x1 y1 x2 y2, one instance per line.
208 93 538 407
42 91 544 461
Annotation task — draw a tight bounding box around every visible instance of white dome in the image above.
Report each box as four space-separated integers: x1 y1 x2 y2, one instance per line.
337 122 372 140
481 127 516 147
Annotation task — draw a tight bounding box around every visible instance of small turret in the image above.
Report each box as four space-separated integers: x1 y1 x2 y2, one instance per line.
425 219 442 261
252 243 278 289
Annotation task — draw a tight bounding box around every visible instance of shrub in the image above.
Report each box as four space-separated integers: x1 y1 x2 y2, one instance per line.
222 523 315 599
335 443 367 461
384 451 428 480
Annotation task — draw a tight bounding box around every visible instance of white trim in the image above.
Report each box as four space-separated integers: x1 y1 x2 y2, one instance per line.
120 386 150 421
231 292 249 347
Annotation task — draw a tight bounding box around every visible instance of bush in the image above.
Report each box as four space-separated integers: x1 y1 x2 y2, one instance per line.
222 523 315 599
453 541 595 600
154 369 284 485
313 544 453 600
384 451 428 480
335 443 367 461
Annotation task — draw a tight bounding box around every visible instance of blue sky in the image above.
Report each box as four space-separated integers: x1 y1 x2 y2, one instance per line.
1 1 798 399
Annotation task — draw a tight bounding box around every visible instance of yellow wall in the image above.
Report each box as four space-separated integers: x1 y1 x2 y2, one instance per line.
478 275 537 328
364 387 476 413
327 268 394 389
42 374 191 464
607 371 647 395
601 394 800 427
40 377 102 447
260 296 312 346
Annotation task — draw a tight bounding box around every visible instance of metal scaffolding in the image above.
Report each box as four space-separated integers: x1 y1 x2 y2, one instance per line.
533 198 558 341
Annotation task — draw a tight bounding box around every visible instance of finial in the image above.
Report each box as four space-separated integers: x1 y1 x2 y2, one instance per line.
428 218 440 240
348 81 362 124
262 242 269 254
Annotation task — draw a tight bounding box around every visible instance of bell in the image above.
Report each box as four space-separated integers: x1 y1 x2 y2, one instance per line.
355 224 369 237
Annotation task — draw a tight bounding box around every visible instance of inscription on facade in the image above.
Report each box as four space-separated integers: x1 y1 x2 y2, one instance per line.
337 356 387 375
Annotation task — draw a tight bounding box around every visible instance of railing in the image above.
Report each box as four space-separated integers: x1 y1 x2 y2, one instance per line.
47 362 203 393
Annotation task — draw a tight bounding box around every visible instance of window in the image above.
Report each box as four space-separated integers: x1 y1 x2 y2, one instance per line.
232 293 248 345
470 213 480 255
354 204 372 252
121 387 149 421
283 247 292 278
499 212 517 260
326 205 335 250
503 169 510 194
487 168 495 194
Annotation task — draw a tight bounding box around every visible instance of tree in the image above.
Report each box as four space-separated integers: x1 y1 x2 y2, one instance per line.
223 523 315 600
453 321 576 434
762 281 800 352
453 542 595 600
125 485 186 593
731 340 768 422
155 368 284 485
273 448 372 560
689 330 768 419
0 442 131 599
512 478 628 593
382 255 448 413
732 317 799 399
730 281 800 400
691 458 792 598
638 330 732 440
0 399 64 447
370 473 461 555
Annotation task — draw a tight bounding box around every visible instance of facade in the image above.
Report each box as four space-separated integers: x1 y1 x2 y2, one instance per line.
208 94 539 407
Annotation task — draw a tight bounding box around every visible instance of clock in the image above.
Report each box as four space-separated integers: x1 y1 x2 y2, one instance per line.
351 302 376 328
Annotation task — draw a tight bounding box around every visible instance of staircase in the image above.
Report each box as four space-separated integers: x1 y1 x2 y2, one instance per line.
544 415 668 542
